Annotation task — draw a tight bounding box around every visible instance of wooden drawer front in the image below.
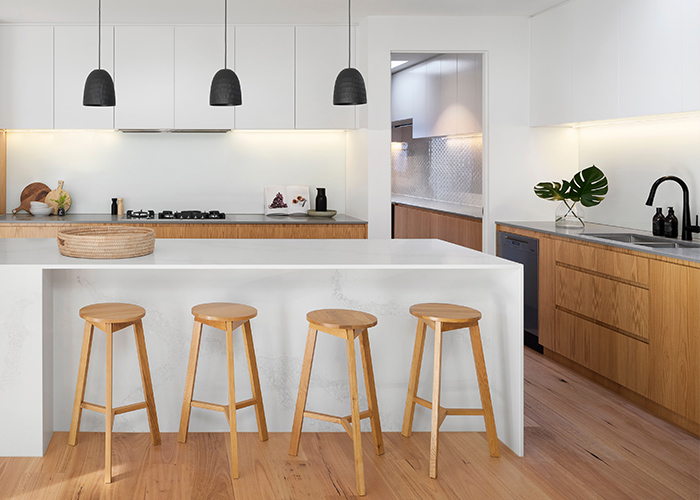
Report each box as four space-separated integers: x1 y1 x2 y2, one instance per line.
144 224 238 239
556 265 649 340
393 204 482 251
554 310 649 396
556 239 649 285
238 224 366 239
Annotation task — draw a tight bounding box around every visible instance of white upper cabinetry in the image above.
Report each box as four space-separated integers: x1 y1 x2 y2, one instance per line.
174 26 235 129
114 26 175 129
398 54 482 138
0 26 54 129
531 0 700 126
55 26 115 129
235 26 295 129
296 26 356 130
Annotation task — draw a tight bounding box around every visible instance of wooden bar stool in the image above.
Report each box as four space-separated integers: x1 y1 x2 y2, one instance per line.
401 303 500 479
178 303 268 480
68 303 161 484
289 309 384 497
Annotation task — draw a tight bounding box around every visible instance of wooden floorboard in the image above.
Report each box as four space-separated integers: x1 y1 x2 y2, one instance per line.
0 348 697 499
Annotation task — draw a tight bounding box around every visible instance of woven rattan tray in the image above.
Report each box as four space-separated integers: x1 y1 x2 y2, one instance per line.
57 227 155 259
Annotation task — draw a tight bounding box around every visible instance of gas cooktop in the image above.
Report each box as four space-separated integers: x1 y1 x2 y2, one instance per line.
125 210 226 220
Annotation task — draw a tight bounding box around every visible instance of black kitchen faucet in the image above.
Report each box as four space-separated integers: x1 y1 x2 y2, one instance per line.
645 176 700 241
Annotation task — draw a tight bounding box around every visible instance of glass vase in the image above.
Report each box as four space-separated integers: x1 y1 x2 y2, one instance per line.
555 200 584 228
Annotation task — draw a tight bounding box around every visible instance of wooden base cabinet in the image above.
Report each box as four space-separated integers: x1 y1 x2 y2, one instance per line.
0 223 367 240
393 203 482 251
497 224 699 436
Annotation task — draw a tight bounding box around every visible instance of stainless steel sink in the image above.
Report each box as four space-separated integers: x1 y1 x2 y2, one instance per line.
586 233 700 249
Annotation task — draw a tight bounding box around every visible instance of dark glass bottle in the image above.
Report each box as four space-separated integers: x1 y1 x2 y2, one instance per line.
315 188 327 212
111 198 118 215
664 207 678 238
652 207 665 236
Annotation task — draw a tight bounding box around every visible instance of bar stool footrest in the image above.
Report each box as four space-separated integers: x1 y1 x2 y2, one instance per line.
304 409 374 439
81 401 148 415
412 396 486 428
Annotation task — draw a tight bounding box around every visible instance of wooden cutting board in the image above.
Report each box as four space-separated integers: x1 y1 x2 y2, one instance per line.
12 182 51 215
45 180 72 215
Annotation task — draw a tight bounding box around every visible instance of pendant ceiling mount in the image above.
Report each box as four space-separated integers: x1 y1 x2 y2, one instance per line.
83 0 116 107
210 0 242 106
333 0 367 106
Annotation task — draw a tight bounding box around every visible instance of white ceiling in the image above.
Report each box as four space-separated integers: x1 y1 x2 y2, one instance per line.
0 0 567 25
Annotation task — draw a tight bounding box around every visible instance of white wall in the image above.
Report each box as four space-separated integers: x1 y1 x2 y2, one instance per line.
579 115 700 235
6 131 347 214
351 16 577 252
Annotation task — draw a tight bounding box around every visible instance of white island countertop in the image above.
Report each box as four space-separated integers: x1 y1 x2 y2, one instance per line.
0 238 523 459
0 238 513 269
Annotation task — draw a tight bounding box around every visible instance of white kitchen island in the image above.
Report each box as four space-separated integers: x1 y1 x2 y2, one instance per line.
0 238 523 458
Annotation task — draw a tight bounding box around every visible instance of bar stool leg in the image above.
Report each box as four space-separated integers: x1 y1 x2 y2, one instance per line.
359 328 384 455
241 320 269 442
225 321 239 479
105 325 114 484
178 321 203 443
133 320 161 446
469 323 500 458
289 327 318 456
429 321 444 479
345 329 365 496
68 322 94 446
402 319 427 438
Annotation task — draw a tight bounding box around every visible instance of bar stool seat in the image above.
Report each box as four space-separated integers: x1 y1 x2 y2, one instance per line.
178 302 268 480
68 302 161 484
402 303 500 479
289 309 384 497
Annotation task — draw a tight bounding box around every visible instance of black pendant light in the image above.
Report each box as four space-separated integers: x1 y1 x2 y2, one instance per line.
210 0 242 106
333 0 366 106
83 0 115 107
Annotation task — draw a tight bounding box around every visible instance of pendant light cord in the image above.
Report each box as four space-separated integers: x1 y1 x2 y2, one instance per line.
98 0 102 69
347 0 351 68
224 0 228 69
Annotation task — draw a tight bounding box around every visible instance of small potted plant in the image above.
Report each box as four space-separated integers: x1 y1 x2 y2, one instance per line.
51 192 69 216
534 165 608 227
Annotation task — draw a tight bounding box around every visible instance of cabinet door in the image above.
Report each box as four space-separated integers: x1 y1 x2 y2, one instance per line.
530 2 572 126
114 26 175 129
391 67 414 122
434 55 457 137
571 0 619 122
296 26 356 129
425 58 442 137
681 0 700 111
0 26 54 129
412 63 429 138
235 26 295 129
55 26 115 129
619 0 683 117
174 26 235 129
457 53 482 134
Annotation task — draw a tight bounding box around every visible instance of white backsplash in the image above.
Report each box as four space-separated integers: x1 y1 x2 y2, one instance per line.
6 130 348 214
579 115 700 237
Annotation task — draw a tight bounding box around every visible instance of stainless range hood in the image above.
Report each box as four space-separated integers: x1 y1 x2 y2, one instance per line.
118 129 232 133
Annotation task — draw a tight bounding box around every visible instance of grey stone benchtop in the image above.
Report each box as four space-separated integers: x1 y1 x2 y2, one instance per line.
0 213 367 225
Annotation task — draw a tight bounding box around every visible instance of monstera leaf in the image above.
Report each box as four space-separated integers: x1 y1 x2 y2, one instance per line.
534 180 569 201
569 165 608 207
534 165 608 206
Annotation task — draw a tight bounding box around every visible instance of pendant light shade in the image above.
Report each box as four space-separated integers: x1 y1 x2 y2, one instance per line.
83 69 116 107
83 0 115 107
333 0 367 106
333 68 366 106
210 0 242 106
210 69 242 106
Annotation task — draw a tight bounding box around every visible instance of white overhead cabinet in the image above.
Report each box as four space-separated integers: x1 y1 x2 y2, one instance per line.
235 26 295 129
114 26 175 129
0 26 54 129
174 26 235 129
406 54 482 138
295 26 356 129
531 0 700 125
54 26 115 129
391 67 414 122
